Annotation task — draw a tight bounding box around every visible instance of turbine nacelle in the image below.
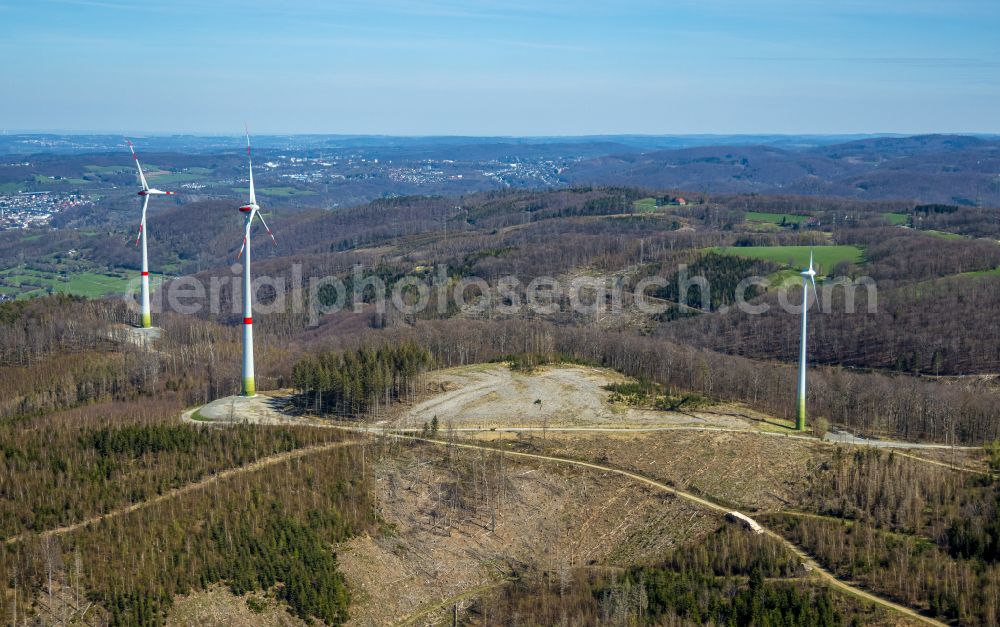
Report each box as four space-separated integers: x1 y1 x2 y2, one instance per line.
801 251 818 291
235 129 275 261
138 189 176 196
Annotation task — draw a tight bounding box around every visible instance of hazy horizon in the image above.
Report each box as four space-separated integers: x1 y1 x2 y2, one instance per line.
3 131 999 139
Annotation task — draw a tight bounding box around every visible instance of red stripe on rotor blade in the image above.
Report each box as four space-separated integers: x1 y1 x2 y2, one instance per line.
243 317 253 325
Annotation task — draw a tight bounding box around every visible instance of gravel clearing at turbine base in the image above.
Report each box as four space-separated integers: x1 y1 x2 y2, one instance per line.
394 364 748 430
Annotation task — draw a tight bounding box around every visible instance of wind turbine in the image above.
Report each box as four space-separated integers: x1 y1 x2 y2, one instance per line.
127 140 175 329
236 127 276 396
796 251 818 431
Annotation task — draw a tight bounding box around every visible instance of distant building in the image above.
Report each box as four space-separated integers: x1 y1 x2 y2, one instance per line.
676 197 687 205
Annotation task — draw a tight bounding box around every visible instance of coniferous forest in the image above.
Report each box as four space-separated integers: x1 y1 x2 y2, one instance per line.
290 342 433 418
2 185 1000 625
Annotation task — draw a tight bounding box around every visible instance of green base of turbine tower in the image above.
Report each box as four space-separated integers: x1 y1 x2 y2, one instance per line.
242 377 256 397
141 313 152 329
796 398 806 431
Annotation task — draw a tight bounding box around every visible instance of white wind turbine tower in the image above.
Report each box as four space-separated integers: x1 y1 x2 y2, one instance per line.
236 127 276 396
127 140 175 329
796 251 818 431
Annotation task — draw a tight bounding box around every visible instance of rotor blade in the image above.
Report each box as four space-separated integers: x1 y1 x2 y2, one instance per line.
134 195 149 246
236 214 253 260
126 139 149 191
810 275 818 303
254 211 277 246
245 124 256 206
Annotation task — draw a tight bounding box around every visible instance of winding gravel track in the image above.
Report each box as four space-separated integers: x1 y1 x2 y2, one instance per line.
4 380 955 626
373 430 945 627
3 438 361 546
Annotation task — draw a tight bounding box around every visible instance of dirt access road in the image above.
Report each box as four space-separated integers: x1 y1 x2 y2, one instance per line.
187 364 946 626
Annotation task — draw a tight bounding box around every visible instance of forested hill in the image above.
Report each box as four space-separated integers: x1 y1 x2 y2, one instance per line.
4 180 1000 625
3 182 998 442
563 134 1000 205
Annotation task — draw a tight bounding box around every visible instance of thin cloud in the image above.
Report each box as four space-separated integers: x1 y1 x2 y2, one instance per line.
727 56 1000 69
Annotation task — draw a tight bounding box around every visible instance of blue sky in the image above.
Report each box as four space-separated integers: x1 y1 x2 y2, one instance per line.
1 0 998 134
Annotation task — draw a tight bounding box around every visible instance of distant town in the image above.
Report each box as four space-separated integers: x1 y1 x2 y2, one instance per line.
0 190 92 229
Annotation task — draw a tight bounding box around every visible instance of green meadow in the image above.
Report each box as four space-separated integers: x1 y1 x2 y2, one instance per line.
922 229 966 240
55 272 138 298
633 197 659 213
230 186 315 197
0 265 162 300
744 211 810 225
710 245 864 273
144 171 209 185
259 186 315 197
84 165 130 174
959 267 1000 278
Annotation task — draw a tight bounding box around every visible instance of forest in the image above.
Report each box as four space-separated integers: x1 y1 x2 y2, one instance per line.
469 527 861 626
344 319 1000 444
290 342 433 418
1 443 372 625
3 183 1000 625
774 448 1000 623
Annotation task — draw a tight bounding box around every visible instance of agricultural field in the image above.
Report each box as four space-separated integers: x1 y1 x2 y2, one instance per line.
227 185 315 197
884 212 909 225
744 211 811 225
144 169 212 185
83 164 130 174
34 174 91 186
54 271 140 298
633 197 659 212
710 245 864 273
921 229 966 240
258 186 316 197
0 265 159 299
